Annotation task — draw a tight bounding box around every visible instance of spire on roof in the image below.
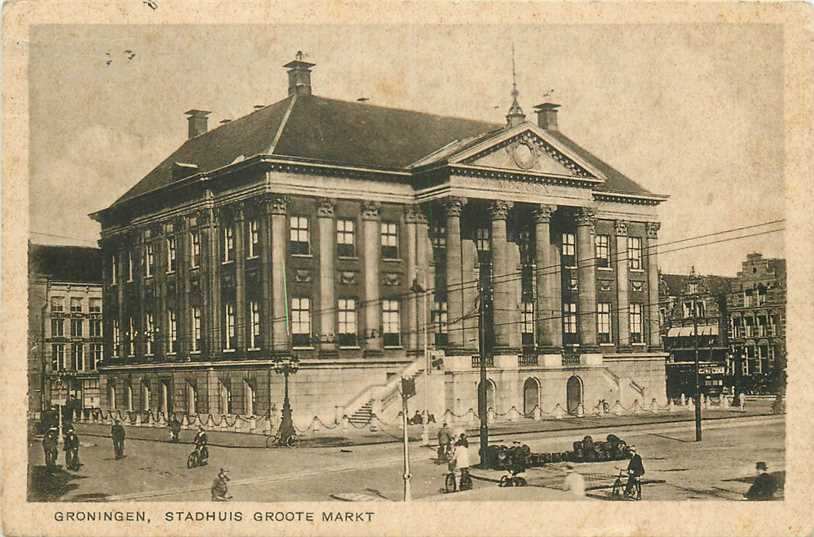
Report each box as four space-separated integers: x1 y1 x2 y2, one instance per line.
506 43 526 127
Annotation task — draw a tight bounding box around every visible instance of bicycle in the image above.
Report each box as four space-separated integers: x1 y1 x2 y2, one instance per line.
611 469 641 500
499 467 528 488
443 464 473 493
187 444 209 468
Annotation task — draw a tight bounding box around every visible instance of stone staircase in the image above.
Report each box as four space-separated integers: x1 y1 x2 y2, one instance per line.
348 400 375 426
342 354 428 424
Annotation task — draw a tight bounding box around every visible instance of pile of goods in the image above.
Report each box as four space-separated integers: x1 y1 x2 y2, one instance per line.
484 434 632 470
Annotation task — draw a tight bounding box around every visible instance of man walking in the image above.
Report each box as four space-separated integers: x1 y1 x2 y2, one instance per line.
42 426 59 468
111 419 126 459
63 426 81 471
744 461 778 500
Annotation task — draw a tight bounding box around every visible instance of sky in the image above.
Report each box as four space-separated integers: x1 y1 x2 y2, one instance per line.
29 23 785 276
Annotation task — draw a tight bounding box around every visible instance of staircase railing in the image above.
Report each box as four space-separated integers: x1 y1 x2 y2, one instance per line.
341 354 427 419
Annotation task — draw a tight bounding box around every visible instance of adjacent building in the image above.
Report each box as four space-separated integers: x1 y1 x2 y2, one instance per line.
727 253 786 393
90 54 669 427
28 243 104 420
659 268 734 398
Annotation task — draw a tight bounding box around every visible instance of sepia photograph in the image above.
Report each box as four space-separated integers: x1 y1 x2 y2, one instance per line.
3 1 813 536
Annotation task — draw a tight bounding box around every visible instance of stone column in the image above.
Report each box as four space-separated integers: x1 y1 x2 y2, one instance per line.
269 196 289 354
234 205 247 352
489 200 518 354
443 197 467 354
533 204 561 352
206 208 221 357
260 199 274 350
614 220 631 350
415 208 431 354
361 200 382 354
575 207 598 352
646 222 662 350
404 206 419 354
317 198 337 354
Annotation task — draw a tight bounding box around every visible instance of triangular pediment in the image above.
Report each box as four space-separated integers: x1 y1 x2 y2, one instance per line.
447 125 605 180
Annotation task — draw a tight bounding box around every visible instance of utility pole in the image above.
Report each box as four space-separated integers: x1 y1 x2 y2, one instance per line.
401 377 415 501
693 296 702 442
411 278 431 447
478 275 489 468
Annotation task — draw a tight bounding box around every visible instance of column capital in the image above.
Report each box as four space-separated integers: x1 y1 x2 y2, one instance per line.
533 204 557 224
614 220 629 237
488 200 513 221
263 195 289 216
441 196 467 218
575 207 596 227
404 205 426 224
233 203 246 222
646 222 661 239
361 200 381 221
317 198 336 218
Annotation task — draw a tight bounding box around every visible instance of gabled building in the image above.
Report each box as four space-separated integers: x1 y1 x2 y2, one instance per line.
727 253 786 393
90 54 669 426
659 268 735 398
28 242 104 421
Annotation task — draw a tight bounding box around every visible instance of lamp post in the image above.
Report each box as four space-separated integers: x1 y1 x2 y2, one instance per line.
273 355 299 446
410 278 431 446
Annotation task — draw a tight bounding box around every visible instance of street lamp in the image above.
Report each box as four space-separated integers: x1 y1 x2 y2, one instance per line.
410 278 431 446
273 355 299 446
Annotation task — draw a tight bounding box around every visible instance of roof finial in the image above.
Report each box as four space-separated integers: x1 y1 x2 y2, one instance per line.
506 42 525 127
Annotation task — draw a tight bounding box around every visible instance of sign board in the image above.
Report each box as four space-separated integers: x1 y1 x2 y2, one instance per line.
698 366 725 375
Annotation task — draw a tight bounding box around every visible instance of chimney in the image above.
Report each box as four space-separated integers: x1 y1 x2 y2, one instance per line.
283 51 315 96
185 109 211 139
534 103 560 130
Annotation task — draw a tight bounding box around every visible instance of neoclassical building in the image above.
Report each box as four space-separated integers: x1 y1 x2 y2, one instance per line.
91 54 669 427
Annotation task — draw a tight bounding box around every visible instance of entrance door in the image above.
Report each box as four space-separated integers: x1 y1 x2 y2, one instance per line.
523 378 539 416
566 376 582 415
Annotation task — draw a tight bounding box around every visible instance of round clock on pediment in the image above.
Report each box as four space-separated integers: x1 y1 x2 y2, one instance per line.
508 141 538 170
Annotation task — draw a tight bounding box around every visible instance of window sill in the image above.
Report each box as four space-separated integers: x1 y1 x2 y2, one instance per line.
223 349 236 353
384 346 403 350
292 346 315 351
339 346 362 350
222 260 234 265
599 343 615 347
382 258 402 263
629 268 645 273
247 347 261 352
290 253 313 259
166 271 176 275
190 351 201 355
246 255 259 261
597 267 613 271
337 256 359 261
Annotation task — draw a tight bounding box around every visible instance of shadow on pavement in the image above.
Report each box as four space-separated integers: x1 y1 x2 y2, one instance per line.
28 465 102 502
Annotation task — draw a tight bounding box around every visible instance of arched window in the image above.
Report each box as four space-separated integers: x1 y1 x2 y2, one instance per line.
126 384 134 412
108 383 117 410
187 383 197 415
523 377 540 416
142 381 151 412
244 380 255 416
566 376 583 415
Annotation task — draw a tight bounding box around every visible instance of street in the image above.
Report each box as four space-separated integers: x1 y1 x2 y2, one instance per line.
28 414 784 502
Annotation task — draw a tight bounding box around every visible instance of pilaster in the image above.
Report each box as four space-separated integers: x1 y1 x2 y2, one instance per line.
361 200 382 355
317 198 337 355
576 207 598 352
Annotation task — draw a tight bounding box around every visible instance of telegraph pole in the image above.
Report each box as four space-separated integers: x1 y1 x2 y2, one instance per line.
478 276 489 467
693 296 702 442
400 377 415 501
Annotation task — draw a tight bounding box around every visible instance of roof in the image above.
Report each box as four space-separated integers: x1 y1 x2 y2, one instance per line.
109 94 657 210
29 244 103 283
661 273 735 297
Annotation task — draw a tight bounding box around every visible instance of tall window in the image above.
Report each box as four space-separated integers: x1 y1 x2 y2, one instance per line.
597 302 612 344
89 297 102 313
90 318 102 337
146 244 155 277
71 318 83 337
249 300 261 349
111 254 118 283
167 236 177 273
72 344 84 371
248 219 260 258
757 286 767 305
190 229 201 268
145 313 154 355
432 300 448 346
223 225 235 262
127 317 135 356
743 289 753 307
521 302 535 347
629 303 643 343
562 233 576 267
291 297 312 347
595 234 610 268
627 237 642 270
225 303 236 350
289 216 310 255
381 222 399 259
113 319 120 356
70 297 82 313
127 385 134 412
89 344 102 369
51 296 64 313
475 227 491 253
337 219 355 257
191 307 201 353
51 318 64 337
51 343 65 370
168 309 178 353
430 223 446 252
127 251 134 281
382 299 401 347
563 303 578 345
338 298 358 347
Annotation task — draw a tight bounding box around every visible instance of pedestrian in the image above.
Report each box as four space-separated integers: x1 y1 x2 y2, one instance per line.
169 416 182 442
625 445 645 499
452 434 471 486
563 463 586 498
193 426 209 464
211 468 232 501
63 426 81 471
42 426 59 468
111 419 126 459
436 422 453 462
412 410 423 425
744 461 777 500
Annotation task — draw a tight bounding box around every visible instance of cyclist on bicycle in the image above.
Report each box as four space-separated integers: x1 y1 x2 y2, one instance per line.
193 426 209 465
624 445 645 499
437 422 453 462
453 434 471 488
